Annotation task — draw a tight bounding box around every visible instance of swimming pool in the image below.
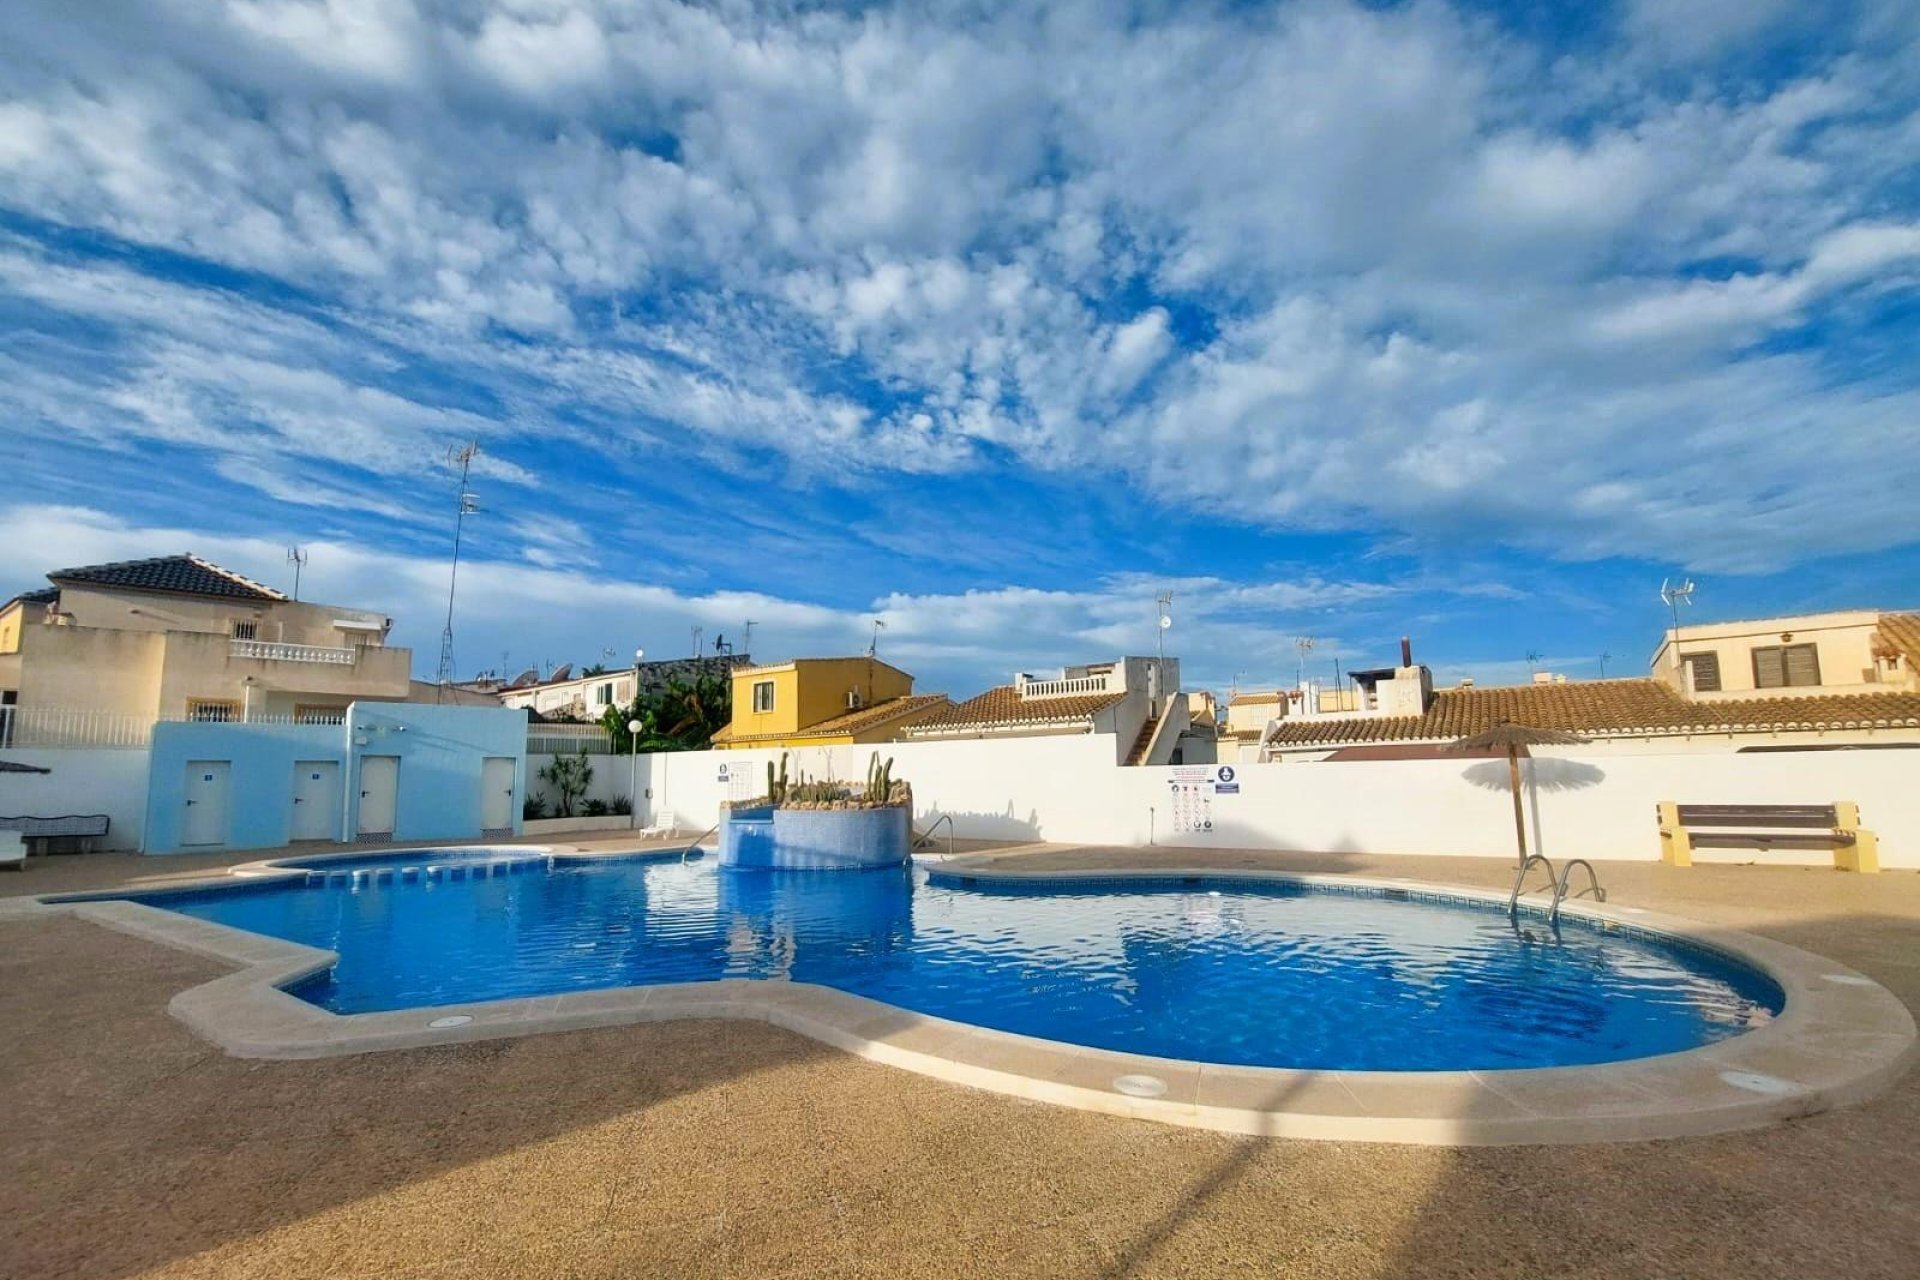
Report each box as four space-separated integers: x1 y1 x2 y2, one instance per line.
126 849 1782 1072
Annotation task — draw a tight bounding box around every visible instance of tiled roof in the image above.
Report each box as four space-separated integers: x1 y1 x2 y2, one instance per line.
908 685 1125 732
1264 678 1920 746
713 694 951 744
1876 613 1920 669
1228 691 1284 705
4 587 58 608
47 554 285 602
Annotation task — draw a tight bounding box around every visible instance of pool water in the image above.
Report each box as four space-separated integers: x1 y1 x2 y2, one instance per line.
131 852 1783 1072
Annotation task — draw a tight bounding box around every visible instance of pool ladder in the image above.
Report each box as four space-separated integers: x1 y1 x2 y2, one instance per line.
1507 855 1607 927
913 814 955 858
681 823 719 864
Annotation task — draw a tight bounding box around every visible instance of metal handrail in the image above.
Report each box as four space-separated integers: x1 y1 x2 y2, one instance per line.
914 814 955 857
1552 859 1607 926
1507 854 1557 918
681 823 719 864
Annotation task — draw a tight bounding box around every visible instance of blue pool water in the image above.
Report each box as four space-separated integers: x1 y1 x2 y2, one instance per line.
128 851 1782 1071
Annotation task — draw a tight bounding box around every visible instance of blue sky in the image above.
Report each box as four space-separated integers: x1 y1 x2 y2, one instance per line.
1 0 1916 698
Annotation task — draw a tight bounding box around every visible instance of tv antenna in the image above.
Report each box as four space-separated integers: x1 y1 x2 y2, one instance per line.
1598 651 1612 679
1155 592 1173 663
1525 650 1542 675
1294 636 1315 688
741 620 757 659
1660 577 1696 665
690 626 703 657
285 546 308 601
435 442 481 698
868 618 886 658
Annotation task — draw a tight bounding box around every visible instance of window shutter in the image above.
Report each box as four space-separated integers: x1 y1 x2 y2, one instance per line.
1683 653 1721 692
1785 644 1821 687
1752 647 1786 689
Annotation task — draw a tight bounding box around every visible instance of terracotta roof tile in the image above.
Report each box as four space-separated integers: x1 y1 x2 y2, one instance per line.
47 554 285 602
1264 678 1920 746
1227 691 1284 705
908 685 1125 732
714 694 950 744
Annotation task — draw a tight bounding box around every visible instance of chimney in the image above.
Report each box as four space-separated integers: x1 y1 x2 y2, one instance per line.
1400 636 1413 667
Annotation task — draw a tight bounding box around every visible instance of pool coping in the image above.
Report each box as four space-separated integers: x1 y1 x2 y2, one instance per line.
3 846 1912 1146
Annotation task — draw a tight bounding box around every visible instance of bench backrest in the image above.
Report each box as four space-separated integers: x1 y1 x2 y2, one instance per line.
0 814 112 837
1673 804 1838 829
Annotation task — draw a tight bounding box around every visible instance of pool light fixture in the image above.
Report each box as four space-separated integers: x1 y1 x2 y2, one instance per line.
427 1015 474 1029
1113 1074 1168 1098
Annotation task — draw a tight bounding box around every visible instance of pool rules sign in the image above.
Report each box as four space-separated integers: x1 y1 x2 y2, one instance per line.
1168 765 1237 834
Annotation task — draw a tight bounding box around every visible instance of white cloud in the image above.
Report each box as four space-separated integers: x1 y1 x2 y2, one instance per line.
0 0 1915 577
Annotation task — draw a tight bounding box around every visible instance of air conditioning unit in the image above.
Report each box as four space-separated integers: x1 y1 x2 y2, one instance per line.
846 689 864 710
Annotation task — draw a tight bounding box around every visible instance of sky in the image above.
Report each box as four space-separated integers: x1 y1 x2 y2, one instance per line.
1 0 1917 699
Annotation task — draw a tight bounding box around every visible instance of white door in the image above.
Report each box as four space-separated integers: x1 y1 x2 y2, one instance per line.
182 761 231 847
290 760 340 842
481 757 516 833
357 755 399 839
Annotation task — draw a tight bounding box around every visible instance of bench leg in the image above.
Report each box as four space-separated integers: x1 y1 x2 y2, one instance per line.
1832 803 1879 873
1657 803 1692 867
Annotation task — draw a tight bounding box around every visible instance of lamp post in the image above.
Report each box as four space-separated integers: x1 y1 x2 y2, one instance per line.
628 648 645 829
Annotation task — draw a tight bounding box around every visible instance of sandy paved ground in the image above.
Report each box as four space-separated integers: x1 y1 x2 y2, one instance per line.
2 844 1916 1279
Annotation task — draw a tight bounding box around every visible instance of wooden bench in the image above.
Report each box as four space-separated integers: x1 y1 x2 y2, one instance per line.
0 814 111 855
1657 802 1878 873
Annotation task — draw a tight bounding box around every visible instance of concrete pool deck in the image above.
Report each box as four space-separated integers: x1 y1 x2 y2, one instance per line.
4 841 1920 1277
12 843 1910 1147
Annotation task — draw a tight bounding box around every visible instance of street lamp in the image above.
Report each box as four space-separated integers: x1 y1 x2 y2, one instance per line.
628 648 645 830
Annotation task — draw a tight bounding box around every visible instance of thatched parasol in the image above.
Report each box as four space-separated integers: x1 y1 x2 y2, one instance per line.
1449 721 1588 864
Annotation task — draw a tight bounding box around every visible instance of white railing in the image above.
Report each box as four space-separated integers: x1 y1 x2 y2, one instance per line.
1018 673 1112 700
230 638 357 665
0 707 152 749
528 726 613 755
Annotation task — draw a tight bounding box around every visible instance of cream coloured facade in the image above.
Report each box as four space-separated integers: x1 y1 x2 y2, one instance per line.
1650 609 1920 699
0 556 411 731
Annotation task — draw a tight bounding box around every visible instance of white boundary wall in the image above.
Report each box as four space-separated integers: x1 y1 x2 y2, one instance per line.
0 748 151 851
638 740 1920 868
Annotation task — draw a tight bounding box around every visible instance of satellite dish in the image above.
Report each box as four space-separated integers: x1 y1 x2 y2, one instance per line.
1158 615 1173 630
550 663 573 681
511 667 539 688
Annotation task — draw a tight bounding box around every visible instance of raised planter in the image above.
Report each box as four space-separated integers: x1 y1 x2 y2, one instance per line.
719 804 910 871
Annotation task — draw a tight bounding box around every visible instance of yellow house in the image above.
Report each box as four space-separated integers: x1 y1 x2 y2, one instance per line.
711 657 949 749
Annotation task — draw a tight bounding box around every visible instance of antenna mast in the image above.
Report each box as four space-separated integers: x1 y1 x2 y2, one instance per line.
1293 636 1315 689
436 442 481 697
742 620 757 660
1155 592 1173 663
868 618 886 658
285 546 307 602
1659 577 1696 669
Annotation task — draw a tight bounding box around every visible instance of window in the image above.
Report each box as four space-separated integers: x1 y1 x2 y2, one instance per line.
1681 652 1721 693
752 680 775 713
1752 643 1821 689
188 700 238 722
595 683 613 706
230 620 258 641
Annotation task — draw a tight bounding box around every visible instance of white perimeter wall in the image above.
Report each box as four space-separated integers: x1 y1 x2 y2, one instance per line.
0 748 150 851
637 739 1920 868
527 752 640 813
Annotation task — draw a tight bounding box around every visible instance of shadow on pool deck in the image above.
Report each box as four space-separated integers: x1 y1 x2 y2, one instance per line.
0 847 1916 1279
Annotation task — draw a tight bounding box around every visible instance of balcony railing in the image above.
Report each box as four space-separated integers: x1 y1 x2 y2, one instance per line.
230 638 357 665
1018 673 1112 700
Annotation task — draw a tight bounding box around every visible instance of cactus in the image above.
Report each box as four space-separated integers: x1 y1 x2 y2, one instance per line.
763 753 790 807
